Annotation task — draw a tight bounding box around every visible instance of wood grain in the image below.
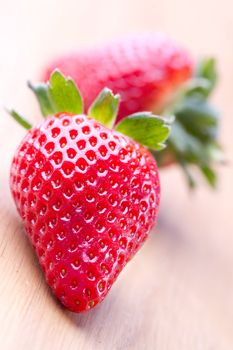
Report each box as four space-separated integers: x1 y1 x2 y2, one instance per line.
0 0 233 349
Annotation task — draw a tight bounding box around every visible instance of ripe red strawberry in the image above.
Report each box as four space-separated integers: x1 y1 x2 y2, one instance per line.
44 33 193 121
43 34 221 188
9 71 170 313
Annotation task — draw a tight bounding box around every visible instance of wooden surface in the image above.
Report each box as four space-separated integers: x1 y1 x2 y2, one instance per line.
0 0 233 349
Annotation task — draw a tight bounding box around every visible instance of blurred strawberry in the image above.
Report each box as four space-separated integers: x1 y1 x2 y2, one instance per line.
44 33 193 121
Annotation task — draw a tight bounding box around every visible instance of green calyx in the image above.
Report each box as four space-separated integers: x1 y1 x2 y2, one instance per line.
157 57 222 188
88 88 120 128
9 70 171 153
115 113 171 151
7 109 32 130
28 69 83 116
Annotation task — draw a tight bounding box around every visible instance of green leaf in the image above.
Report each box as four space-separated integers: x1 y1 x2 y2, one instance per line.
179 161 197 189
165 121 219 187
6 108 32 130
175 97 219 142
115 112 171 150
28 82 55 116
195 57 217 96
181 58 218 101
185 77 213 99
29 70 83 117
200 165 217 188
205 142 225 164
88 88 120 128
157 56 220 188
49 70 83 115
168 122 207 164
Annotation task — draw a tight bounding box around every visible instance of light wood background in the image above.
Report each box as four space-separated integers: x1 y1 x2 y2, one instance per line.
0 0 233 349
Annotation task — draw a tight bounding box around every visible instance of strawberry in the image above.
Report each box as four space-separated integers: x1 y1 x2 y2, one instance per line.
44 34 222 188
9 71 170 313
44 33 193 121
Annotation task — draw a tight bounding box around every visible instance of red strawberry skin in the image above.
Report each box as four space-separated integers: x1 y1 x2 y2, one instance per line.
10 113 160 312
44 33 193 121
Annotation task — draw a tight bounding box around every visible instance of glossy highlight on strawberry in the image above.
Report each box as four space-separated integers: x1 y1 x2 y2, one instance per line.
9 71 170 313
